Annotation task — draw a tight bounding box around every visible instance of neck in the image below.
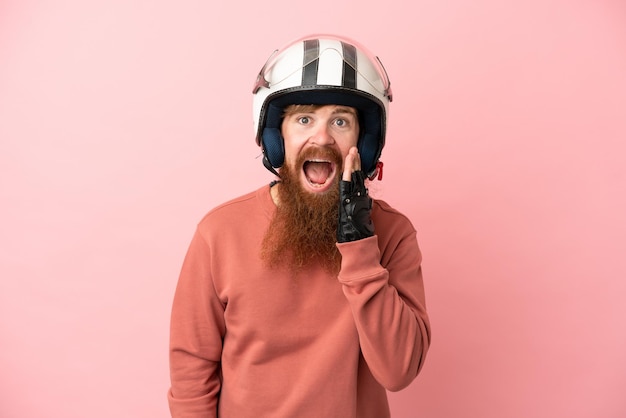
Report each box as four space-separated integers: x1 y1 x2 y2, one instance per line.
270 181 281 206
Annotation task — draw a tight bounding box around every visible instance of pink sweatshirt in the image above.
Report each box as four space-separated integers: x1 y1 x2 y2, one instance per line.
168 185 430 417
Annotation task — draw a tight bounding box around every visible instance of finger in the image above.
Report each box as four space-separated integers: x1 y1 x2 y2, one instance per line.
353 147 361 172
342 147 360 181
342 154 354 181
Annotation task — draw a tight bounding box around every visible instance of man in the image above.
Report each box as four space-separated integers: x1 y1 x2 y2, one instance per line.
168 34 431 417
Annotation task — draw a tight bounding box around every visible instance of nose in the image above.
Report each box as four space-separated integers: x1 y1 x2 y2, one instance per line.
310 124 335 146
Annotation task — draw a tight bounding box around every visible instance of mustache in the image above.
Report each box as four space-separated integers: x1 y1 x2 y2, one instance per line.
296 146 343 168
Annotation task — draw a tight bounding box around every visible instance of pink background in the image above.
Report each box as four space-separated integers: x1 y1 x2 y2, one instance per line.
1 0 625 417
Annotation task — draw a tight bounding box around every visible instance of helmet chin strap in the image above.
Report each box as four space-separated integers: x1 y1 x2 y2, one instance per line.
263 154 281 178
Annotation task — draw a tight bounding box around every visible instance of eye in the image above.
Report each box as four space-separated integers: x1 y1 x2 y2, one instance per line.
334 117 349 127
297 116 311 125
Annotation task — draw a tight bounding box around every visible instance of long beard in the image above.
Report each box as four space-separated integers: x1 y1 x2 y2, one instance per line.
261 147 343 275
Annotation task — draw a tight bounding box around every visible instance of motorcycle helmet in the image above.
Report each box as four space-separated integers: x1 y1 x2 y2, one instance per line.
252 34 392 179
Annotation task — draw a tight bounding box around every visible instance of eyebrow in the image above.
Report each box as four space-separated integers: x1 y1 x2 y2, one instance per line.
331 107 357 116
283 105 358 119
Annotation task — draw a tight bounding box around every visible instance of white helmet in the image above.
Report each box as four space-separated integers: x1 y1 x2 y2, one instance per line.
252 34 393 178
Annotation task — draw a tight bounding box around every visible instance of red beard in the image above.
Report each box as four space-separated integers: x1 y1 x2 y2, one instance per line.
261 147 343 275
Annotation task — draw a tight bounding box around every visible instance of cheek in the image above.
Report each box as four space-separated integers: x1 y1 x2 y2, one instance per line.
338 134 359 154
280 126 296 159
281 137 303 167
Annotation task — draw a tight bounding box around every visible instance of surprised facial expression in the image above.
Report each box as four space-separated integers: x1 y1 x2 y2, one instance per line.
280 104 359 194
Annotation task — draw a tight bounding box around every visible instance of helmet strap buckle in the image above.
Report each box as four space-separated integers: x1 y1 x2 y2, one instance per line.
368 161 384 181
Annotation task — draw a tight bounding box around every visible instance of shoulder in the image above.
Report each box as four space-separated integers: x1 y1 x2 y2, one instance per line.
371 198 422 263
372 198 416 234
197 185 274 231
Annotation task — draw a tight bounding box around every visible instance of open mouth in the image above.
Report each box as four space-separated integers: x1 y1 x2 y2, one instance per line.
303 159 337 188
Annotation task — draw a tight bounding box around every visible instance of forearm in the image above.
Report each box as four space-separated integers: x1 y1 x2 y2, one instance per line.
169 320 222 416
169 231 225 417
337 234 431 391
